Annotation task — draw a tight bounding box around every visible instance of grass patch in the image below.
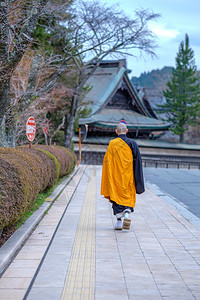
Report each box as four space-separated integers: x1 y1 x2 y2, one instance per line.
14 175 68 230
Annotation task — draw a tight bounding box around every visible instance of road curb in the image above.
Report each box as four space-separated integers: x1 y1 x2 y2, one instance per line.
146 181 200 230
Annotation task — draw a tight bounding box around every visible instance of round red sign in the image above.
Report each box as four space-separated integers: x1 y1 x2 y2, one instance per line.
26 117 36 142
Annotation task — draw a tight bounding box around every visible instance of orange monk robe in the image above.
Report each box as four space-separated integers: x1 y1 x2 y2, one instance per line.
101 137 136 208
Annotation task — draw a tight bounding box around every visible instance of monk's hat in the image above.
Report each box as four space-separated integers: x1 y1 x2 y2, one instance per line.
119 120 127 126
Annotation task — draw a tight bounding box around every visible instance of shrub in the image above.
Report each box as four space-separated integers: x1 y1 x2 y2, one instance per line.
59 146 77 173
20 148 57 189
0 159 25 230
0 145 77 231
33 145 73 177
34 147 60 181
0 148 44 229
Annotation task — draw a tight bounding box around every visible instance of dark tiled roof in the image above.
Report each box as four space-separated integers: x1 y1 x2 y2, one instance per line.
80 108 170 130
80 61 171 130
84 66 127 115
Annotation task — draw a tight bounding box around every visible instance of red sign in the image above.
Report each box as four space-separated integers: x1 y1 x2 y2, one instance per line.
26 117 36 142
44 127 48 135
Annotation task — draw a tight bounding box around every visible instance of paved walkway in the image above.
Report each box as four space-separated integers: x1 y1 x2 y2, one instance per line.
1 165 200 299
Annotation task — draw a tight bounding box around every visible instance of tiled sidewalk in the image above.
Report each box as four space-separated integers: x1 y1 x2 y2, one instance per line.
1 165 200 299
0 166 85 300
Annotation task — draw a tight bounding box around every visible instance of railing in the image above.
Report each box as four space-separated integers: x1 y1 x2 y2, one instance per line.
74 150 200 169
142 155 200 169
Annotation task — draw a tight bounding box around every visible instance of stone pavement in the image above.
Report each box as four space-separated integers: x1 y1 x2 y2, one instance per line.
1 165 200 299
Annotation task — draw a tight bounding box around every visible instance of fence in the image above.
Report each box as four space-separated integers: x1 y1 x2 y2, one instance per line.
74 150 200 169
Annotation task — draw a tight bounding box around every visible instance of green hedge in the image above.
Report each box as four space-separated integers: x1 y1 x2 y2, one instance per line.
0 145 77 231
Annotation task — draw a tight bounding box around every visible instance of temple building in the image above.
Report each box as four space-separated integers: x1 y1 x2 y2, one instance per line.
77 60 170 143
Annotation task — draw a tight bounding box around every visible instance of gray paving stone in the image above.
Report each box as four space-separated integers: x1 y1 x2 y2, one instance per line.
26 287 63 300
1 166 200 300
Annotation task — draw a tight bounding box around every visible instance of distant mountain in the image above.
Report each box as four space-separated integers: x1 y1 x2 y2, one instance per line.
131 67 173 114
131 66 173 91
131 67 200 143
131 67 200 112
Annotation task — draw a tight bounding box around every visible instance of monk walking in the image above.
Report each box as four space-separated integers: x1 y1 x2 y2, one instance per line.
101 121 145 230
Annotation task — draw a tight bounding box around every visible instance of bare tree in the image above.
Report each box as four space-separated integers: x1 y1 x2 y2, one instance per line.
16 79 73 146
63 0 160 148
0 0 73 147
0 0 159 148
0 0 51 144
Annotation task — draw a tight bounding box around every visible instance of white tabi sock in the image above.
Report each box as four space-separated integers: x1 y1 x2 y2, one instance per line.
124 212 129 219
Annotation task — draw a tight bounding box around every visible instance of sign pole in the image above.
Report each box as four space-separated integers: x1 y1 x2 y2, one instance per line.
77 127 81 167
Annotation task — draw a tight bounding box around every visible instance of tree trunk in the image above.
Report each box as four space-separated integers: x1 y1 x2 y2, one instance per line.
0 78 17 147
0 79 11 127
45 133 48 145
64 93 80 149
63 66 93 149
0 118 7 147
179 133 184 143
0 115 16 147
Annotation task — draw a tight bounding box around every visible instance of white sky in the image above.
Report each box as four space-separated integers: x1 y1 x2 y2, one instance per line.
98 0 200 77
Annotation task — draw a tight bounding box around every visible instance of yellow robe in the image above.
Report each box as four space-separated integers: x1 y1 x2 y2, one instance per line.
101 137 136 208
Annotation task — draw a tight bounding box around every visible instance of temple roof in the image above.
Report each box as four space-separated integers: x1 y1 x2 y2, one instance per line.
79 60 170 131
82 108 170 130
84 66 127 115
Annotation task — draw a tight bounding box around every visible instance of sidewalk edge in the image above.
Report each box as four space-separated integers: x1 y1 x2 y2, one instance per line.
145 181 200 230
0 166 80 275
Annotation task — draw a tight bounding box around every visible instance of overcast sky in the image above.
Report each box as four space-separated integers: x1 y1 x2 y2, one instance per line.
99 0 200 77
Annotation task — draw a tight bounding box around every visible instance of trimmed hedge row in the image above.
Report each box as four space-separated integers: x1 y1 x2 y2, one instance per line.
0 145 77 231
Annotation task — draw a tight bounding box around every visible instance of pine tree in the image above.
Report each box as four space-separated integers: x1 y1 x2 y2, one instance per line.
160 34 200 142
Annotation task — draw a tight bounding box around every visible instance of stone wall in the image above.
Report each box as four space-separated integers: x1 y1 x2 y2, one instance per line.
75 151 104 165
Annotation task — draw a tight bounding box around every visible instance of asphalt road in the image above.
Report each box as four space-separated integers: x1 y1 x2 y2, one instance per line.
143 167 200 219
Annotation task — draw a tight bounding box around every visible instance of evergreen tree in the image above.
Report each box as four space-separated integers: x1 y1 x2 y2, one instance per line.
160 34 200 142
